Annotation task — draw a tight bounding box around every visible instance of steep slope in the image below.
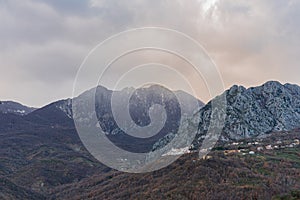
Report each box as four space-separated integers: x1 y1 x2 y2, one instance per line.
25 99 73 128
51 135 300 200
73 85 203 153
153 81 300 150
0 177 44 200
194 81 300 146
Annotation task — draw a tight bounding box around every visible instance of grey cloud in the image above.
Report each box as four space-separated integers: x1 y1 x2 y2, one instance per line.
32 0 92 16
0 0 300 106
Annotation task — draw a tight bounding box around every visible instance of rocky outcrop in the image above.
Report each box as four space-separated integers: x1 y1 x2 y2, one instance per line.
154 81 300 150
194 81 300 146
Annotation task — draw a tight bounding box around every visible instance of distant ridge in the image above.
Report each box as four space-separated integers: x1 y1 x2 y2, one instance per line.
0 101 36 116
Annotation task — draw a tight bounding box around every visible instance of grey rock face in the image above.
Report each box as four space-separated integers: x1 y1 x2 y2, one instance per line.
154 81 300 151
197 81 300 142
56 99 73 119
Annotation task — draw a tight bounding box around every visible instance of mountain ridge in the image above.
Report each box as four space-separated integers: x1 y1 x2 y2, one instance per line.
0 101 36 116
191 80 300 147
0 81 299 199
2 81 300 143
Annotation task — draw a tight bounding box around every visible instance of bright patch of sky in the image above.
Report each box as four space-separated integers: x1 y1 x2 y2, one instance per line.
200 0 219 15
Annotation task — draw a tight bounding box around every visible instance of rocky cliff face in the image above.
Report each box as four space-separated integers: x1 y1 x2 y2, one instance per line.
154 81 300 150
194 81 300 146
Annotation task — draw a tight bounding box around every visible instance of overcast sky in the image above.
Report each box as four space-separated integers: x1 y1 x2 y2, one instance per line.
1 0 300 107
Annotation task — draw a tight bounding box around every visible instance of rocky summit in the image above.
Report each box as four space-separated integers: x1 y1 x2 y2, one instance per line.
195 81 300 143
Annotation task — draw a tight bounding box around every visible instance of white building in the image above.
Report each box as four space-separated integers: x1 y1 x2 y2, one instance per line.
265 145 273 150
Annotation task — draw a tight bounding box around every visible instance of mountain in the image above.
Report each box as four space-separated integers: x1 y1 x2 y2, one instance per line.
191 81 300 148
152 81 300 150
73 85 204 153
1 82 300 152
0 82 299 199
0 85 204 199
2 82 300 153
0 85 203 145
25 99 73 127
224 81 300 136
0 99 73 132
0 101 36 116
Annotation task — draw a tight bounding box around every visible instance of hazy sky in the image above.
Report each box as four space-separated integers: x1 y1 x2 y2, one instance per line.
1 0 300 107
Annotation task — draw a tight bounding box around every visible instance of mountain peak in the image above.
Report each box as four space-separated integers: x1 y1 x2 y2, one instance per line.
263 80 283 87
228 85 246 95
195 81 300 143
